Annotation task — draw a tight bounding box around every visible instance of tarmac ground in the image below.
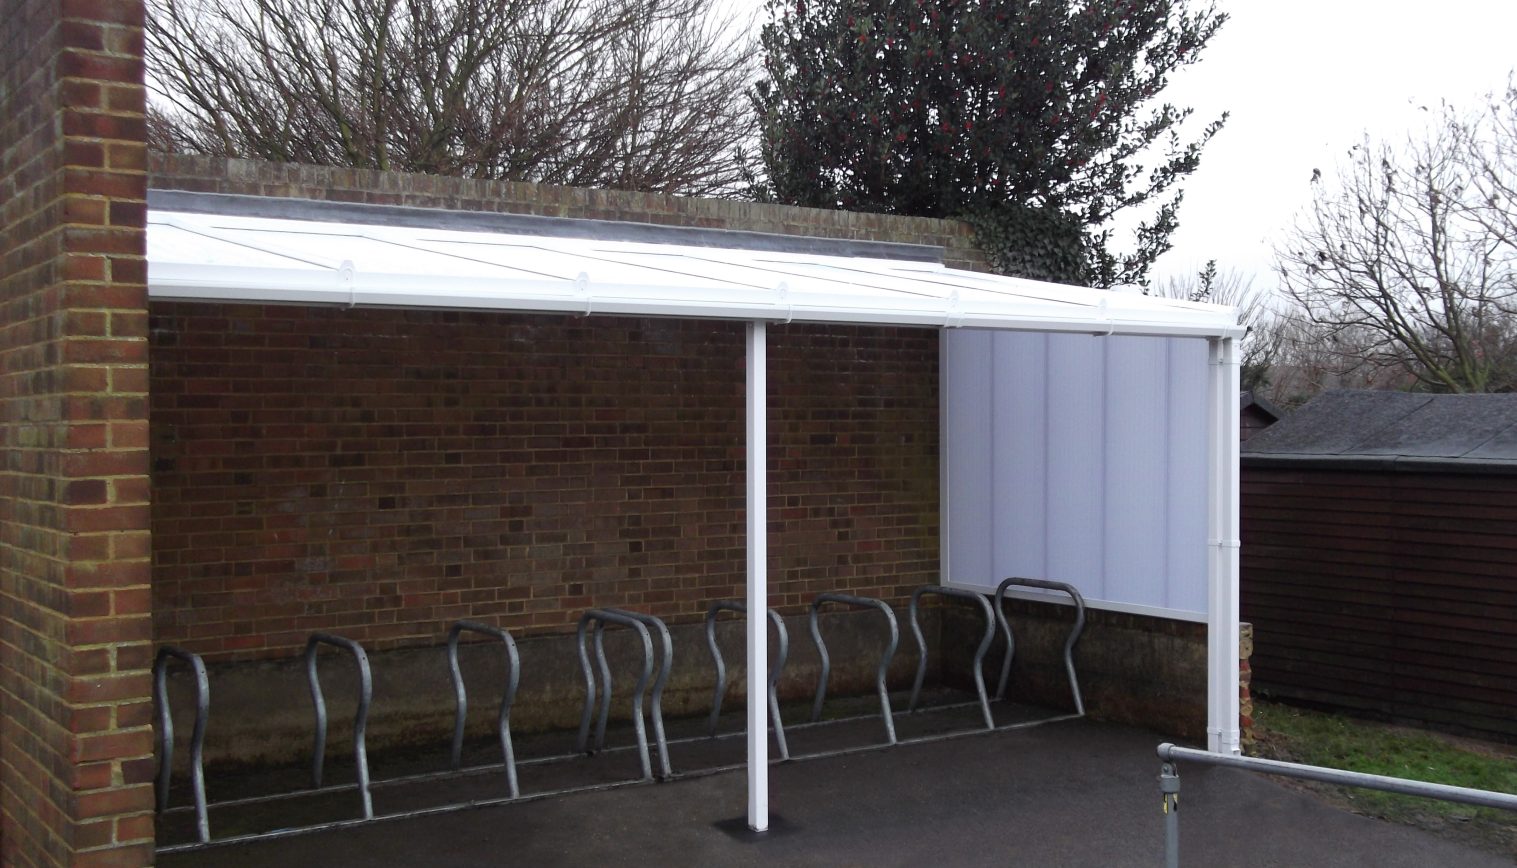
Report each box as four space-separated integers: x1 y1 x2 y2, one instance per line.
156 695 1515 867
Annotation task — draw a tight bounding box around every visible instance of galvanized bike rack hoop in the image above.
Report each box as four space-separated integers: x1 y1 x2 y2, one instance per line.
705 600 790 760
153 646 211 844
447 620 521 798
575 608 674 781
907 586 996 730
993 577 1087 716
305 633 375 820
155 588 1090 857
160 618 671 855
808 592 900 745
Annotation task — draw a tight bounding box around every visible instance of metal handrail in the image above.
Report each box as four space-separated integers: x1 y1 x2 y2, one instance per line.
574 609 669 781
908 586 995 730
305 633 374 819
705 601 790 760
1156 742 1517 867
446 620 520 798
809 592 900 745
993 577 1086 716
154 646 211 843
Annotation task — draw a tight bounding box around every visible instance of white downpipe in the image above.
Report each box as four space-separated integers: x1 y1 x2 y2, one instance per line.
745 320 770 831
1206 337 1242 754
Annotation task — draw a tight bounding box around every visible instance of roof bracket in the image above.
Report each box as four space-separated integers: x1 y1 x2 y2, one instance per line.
337 260 357 308
1092 296 1114 337
775 282 793 323
944 290 964 328
575 272 592 316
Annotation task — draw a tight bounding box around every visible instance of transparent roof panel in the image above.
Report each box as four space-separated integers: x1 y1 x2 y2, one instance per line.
147 208 1242 339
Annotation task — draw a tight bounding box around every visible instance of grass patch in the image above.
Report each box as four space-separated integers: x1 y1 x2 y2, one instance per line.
1251 700 1517 857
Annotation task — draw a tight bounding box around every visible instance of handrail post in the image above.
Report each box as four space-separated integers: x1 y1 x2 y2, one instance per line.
993 577 1087 715
705 600 791 760
1160 761 1181 868
305 633 374 819
153 646 211 844
447 620 521 798
574 609 657 781
907 586 996 730
808 592 899 745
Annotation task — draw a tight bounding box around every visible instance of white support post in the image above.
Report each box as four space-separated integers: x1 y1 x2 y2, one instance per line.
1206 337 1242 755
745 320 770 831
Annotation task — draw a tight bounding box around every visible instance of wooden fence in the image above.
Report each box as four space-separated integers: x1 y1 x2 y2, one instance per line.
1241 464 1517 740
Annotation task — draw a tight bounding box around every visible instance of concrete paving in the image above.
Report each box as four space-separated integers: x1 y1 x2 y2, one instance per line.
160 706 1514 867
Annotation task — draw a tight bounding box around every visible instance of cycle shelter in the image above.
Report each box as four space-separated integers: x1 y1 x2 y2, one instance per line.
146 193 1246 844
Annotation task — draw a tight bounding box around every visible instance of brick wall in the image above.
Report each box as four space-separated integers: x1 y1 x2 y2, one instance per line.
145 156 961 663
1 2 155 866
149 305 940 659
148 154 991 273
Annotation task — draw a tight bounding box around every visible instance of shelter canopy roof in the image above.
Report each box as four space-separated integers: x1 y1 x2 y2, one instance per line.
146 191 1239 340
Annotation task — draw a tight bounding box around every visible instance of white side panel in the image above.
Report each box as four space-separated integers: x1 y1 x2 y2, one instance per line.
943 330 1209 618
992 333 1048 581
1043 334 1107 601
944 330 994 583
1102 337 1169 605
1166 339 1211 613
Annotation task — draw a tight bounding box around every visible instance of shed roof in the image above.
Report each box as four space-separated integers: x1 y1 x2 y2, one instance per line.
145 191 1241 340
1242 389 1517 473
1240 390 1282 424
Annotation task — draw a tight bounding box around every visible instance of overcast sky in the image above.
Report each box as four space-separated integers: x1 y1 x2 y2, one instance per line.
733 0 1517 290
1143 0 1517 288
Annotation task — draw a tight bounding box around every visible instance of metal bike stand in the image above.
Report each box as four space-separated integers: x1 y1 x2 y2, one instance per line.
993 577 1087 716
593 608 673 780
705 600 790 760
153 646 211 844
156 590 1089 857
160 619 669 855
574 609 669 781
446 620 521 798
907 586 996 730
808 592 900 746
305 633 374 819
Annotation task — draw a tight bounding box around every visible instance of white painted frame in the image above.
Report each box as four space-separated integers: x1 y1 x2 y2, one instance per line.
745 321 769 830
1206 337 1242 755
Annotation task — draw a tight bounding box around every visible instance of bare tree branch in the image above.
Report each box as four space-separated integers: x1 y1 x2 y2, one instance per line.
146 0 758 196
1275 84 1517 395
1152 260 1280 392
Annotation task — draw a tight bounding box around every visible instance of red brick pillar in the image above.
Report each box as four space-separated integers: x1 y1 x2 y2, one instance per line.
1 1 155 865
